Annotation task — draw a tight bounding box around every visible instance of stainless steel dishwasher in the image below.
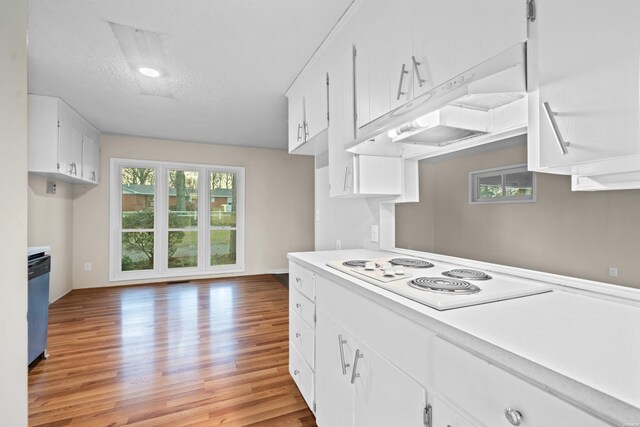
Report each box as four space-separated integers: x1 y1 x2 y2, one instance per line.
28 252 51 365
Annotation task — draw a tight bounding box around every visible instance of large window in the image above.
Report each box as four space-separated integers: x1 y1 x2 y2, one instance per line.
110 159 244 281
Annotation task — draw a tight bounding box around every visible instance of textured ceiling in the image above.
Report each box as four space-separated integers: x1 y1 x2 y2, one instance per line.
27 0 353 150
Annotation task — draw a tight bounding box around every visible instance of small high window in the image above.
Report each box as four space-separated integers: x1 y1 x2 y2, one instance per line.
469 164 536 204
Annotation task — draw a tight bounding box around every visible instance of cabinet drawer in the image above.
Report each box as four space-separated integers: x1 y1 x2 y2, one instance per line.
290 344 315 412
433 338 606 427
290 262 315 301
290 310 315 369
290 287 315 327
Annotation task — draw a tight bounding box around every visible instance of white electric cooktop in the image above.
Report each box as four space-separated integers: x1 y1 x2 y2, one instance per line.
327 256 551 310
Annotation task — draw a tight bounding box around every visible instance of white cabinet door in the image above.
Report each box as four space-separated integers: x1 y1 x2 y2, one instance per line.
387 1 413 110
328 32 358 198
431 395 479 427
411 0 526 99
315 309 354 427
304 71 329 141
287 84 304 153
82 134 99 183
58 120 82 178
353 1 394 129
528 0 640 174
356 155 402 195
353 339 427 427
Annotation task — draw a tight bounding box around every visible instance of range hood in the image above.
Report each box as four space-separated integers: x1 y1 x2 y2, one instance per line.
346 43 528 158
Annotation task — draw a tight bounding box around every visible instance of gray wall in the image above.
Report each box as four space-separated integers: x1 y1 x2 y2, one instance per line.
396 136 640 290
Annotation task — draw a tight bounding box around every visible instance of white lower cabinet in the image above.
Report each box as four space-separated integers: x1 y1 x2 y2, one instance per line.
315 308 355 426
431 395 477 427
297 264 612 426
316 309 427 427
290 344 315 410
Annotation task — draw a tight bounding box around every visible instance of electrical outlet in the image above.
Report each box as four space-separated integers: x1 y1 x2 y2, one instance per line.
336 240 342 250
371 224 379 243
608 267 618 277
46 181 57 194
84 262 92 271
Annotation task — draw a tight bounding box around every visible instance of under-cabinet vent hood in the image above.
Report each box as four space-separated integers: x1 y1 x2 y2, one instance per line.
346 43 527 158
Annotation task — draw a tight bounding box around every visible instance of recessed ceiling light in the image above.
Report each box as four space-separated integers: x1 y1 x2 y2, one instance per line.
138 67 161 78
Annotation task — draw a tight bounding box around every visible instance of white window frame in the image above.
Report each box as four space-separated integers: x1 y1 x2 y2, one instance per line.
469 163 536 204
109 158 245 282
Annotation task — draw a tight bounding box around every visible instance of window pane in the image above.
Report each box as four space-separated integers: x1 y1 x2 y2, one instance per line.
478 175 503 199
211 230 236 266
505 171 533 197
168 231 198 269
121 232 154 271
210 172 237 227
122 168 155 229
168 170 199 228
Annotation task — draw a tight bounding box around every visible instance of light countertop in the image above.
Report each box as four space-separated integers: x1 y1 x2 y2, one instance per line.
28 246 51 257
289 249 640 426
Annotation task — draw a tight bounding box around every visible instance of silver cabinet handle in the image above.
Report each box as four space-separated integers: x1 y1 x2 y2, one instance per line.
504 408 523 426
412 56 426 87
297 123 303 141
91 171 96 182
343 166 349 191
350 349 364 384
542 102 570 155
352 44 358 137
295 277 301 283
337 334 350 375
293 369 300 376
295 332 301 338
295 303 301 309
304 122 310 139
396 64 409 100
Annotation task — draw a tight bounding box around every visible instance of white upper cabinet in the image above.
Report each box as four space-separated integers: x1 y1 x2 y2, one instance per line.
528 0 640 176
287 82 305 152
353 1 396 128
81 134 99 183
354 0 526 134
28 94 101 184
57 120 83 179
326 10 405 198
287 64 330 154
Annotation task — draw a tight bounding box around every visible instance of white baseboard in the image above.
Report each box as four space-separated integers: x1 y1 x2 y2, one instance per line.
266 269 289 274
49 288 73 304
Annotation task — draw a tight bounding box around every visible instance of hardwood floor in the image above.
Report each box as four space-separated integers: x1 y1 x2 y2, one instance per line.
28 275 317 426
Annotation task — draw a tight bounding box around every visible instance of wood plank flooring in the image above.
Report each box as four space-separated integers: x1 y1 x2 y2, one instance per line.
28 275 316 426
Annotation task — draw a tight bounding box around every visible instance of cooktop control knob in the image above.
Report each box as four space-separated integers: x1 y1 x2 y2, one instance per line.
504 408 523 426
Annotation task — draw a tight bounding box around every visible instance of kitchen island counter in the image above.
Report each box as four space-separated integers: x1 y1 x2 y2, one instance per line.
289 249 640 426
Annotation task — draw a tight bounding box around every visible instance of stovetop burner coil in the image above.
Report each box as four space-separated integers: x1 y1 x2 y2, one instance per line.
442 269 492 280
408 277 481 295
389 258 434 269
